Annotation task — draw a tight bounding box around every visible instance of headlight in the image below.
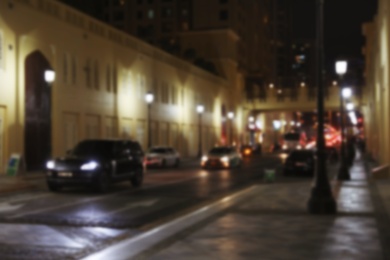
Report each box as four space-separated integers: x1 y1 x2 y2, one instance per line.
221 156 229 163
282 144 287 149
297 145 302 150
201 156 208 161
46 160 55 169
80 161 99 170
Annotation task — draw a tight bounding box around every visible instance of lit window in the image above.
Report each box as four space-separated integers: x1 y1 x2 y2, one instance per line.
148 9 154 19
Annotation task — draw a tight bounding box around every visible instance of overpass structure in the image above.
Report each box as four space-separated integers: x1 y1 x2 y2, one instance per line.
243 85 363 112
240 84 365 150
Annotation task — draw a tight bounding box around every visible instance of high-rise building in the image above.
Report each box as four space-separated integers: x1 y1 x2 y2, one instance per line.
57 0 275 83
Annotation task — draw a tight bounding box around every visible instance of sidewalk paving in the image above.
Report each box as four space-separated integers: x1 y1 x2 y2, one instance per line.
138 158 390 260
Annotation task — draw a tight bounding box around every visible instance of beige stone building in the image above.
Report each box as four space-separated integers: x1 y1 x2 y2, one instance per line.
362 0 390 174
0 0 246 173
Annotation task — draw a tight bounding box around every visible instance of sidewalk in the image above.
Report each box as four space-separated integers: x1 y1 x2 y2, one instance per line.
136 159 390 259
0 171 45 194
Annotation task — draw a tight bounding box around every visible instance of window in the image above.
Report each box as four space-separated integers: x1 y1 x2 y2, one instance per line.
219 10 228 20
63 53 68 84
137 11 143 20
162 7 172 18
94 60 99 90
114 11 124 21
170 85 177 104
112 65 117 93
181 9 188 16
85 59 91 88
106 65 111 91
181 22 189 31
71 56 77 85
219 0 228 3
162 22 174 33
147 9 154 19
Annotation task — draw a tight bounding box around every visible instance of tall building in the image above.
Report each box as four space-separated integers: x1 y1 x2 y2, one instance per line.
57 0 274 85
269 0 293 89
291 39 316 88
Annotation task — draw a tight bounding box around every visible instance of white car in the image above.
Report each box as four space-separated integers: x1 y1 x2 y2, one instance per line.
201 146 242 169
145 146 180 168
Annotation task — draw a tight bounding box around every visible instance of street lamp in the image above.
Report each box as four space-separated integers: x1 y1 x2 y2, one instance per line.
227 112 234 145
44 70 56 84
145 92 154 149
197 104 204 158
336 60 351 181
307 0 336 214
272 120 281 148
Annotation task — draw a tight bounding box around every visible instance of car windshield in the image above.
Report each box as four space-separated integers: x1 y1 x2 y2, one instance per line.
149 148 167 153
209 147 232 155
288 151 313 160
71 140 115 157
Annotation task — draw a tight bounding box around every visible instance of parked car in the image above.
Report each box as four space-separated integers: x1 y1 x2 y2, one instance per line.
145 146 180 168
46 139 145 192
283 150 316 176
201 146 242 169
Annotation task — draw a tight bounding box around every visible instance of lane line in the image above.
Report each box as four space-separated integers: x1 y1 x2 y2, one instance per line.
6 174 202 219
81 185 260 260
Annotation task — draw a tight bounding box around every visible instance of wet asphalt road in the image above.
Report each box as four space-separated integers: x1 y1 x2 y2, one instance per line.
0 154 291 259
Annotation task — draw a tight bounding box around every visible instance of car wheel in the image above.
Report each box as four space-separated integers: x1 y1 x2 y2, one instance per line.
131 168 144 187
174 158 180 168
95 171 110 193
47 182 61 192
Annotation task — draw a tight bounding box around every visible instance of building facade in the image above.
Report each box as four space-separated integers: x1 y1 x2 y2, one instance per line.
0 0 246 173
362 0 390 172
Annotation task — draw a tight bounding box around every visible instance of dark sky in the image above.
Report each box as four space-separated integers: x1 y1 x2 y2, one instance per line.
292 0 378 68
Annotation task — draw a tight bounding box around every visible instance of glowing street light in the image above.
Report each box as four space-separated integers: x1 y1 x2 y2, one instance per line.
335 60 350 181
197 104 204 158
227 112 234 145
145 92 154 148
44 70 55 84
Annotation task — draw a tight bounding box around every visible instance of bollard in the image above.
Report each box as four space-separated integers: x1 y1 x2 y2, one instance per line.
264 168 276 182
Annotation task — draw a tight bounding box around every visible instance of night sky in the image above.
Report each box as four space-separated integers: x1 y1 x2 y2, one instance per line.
292 0 378 74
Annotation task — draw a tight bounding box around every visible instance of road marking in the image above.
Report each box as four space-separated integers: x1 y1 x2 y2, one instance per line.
105 199 159 216
0 202 24 212
81 185 260 260
6 174 200 219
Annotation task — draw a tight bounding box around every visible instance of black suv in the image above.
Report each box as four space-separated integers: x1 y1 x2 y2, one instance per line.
46 139 145 192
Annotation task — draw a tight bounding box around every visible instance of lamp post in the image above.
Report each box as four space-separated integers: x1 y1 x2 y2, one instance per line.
145 92 154 149
197 105 204 158
249 116 255 145
272 120 281 147
227 112 234 145
337 86 352 180
307 0 336 214
44 69 55 158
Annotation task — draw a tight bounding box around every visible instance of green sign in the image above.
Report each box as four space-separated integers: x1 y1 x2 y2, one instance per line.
264 169 276 182
6 154 21 176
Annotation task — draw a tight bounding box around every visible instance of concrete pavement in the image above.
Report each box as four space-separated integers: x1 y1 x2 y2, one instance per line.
136 158 390 260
